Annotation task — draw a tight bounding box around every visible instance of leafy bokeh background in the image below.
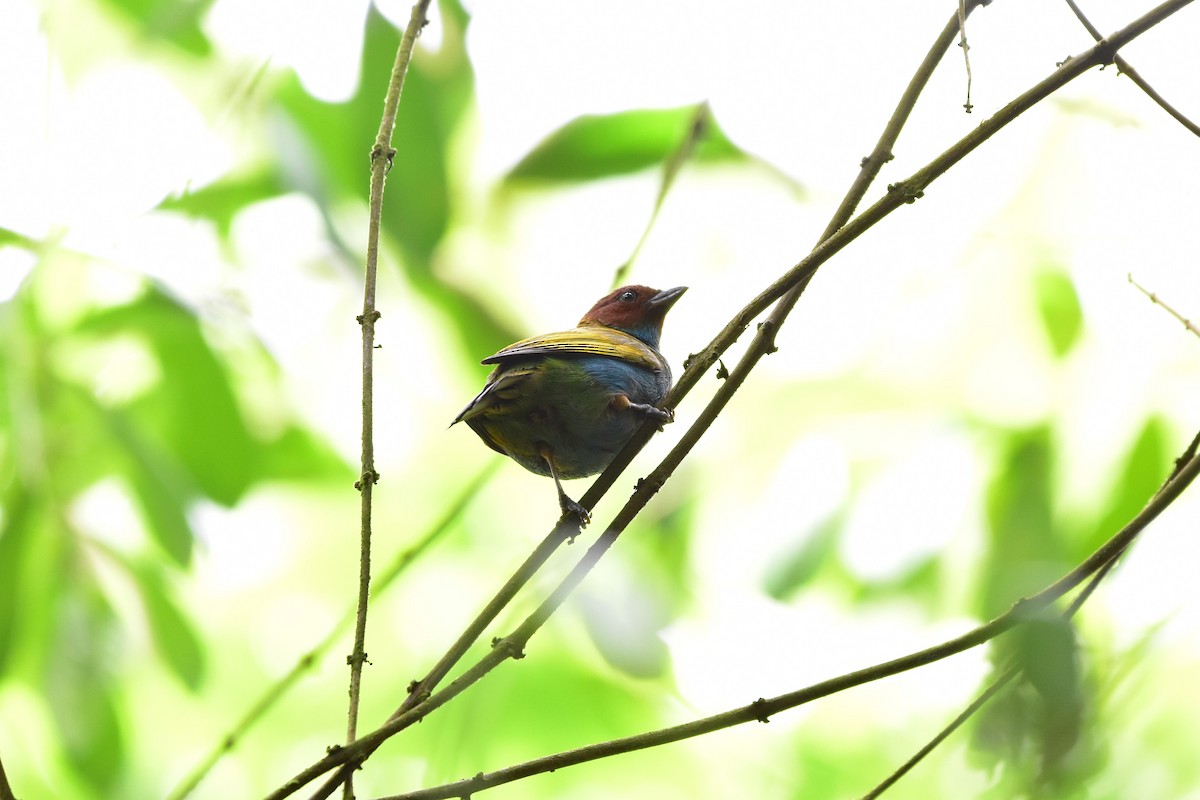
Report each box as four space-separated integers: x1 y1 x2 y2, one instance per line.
2 0 1199 798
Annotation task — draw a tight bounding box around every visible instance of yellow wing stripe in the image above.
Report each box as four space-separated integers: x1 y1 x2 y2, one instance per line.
482 327 665 371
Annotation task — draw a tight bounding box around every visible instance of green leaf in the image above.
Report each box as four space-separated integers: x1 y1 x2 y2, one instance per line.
97 0 214 56
158 169 285 236
981 427 1065 617
1015 616 1082 722
579 580 670 679
1081 416 1168 559
974 614 1087 788
45 585 126 791
107 406 197 565
0 490 37 672
1034 266 1083 358
132 564 206 689
506 105 746 183
255 423 353 484
763 516 839 600
76 287 258 506
277 5 518 358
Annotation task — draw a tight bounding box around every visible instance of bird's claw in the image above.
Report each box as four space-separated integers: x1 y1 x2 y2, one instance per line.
561 498 591 528
626 401 673 430
647 405 674 430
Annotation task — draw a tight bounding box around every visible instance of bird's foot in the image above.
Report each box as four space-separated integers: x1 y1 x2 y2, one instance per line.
560 495 591 528
630 402 674 430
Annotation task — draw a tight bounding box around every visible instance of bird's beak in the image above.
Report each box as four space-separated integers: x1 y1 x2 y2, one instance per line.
648 286 687 310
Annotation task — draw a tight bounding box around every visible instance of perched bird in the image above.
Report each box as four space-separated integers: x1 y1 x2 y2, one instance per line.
453 284 687 523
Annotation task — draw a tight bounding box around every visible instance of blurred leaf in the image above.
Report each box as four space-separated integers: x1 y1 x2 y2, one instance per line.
579 580 670 679
98 0 213 56
100 404 196 565
158 169 285 236
850 554 944 612
763 516 839 600
0 225 39 250
77 287 258 506
131 562 206 689
640 498 694 606
45 584 126 792
277 3 519 358
506 105 746 183
973 614 1093 793
1081 416 1168 558
424 647 653 774
255 423 353 483
1034 266 1083 358
981 427 1065 618
0 490 36 672
1014 615 1084 768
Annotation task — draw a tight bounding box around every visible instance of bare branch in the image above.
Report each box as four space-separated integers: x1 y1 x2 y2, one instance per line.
1129 273 1200 338
372 446 1200 800
344 2 435 799
1063 0 1200 137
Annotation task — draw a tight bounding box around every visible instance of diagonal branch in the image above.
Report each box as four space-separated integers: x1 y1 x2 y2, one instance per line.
1129 273 1200 338
1063 0 1200 137
858 429 1200 798
374 444 1200 800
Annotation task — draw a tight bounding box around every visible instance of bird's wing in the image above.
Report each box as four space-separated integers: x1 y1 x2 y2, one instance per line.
451 362 541 435
481 327 666 371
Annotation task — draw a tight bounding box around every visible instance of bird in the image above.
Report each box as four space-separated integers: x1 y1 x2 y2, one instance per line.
453 284 687 524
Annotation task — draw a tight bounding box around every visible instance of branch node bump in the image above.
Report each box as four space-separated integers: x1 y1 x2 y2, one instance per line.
751 697 772 723
357 310 382 325
756 321 780 354
370 144 397 172
354 470 381 491
886 181 924 204
635 474 665 497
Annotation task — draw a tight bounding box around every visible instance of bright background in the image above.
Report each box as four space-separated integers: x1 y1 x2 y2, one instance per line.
2 0 1200 798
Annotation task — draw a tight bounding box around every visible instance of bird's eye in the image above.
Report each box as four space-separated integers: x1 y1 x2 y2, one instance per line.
619 290 637 302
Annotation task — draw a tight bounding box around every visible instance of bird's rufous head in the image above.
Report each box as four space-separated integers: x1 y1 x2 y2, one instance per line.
579 285 687 348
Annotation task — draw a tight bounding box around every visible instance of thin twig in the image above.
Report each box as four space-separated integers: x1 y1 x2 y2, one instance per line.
264 3 1194 797
859 668 1018 800
344 2 434 799
164 466 492 800
374 446 1200 800
958 0 975 113
1129 273 1200 338
612 101 713 287
1063 0 1200 137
